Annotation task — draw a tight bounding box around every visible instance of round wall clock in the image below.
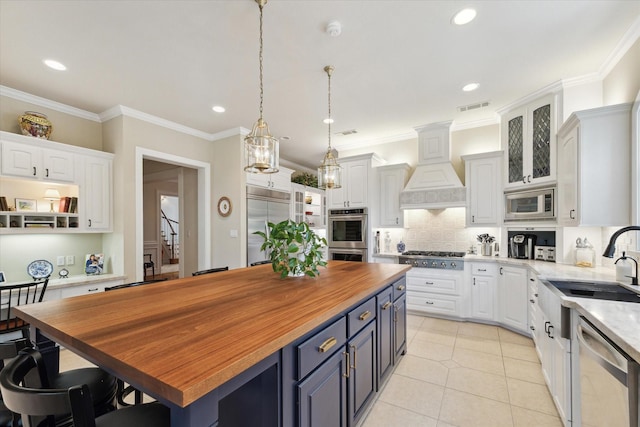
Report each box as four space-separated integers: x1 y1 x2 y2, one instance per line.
59 268 69 279
217 196 232 217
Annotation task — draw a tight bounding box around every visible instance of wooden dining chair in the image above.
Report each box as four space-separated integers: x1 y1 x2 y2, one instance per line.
0 279 49 339
192 266 229 276
0 348 170 427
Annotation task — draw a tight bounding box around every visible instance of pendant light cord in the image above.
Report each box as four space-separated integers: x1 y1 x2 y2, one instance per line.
258 2 264 121
327 67 332 150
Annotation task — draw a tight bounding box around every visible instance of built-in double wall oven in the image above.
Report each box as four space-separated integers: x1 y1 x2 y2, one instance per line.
327 208 367 262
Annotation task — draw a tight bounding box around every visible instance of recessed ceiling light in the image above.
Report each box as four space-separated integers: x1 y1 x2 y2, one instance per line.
323 118 334 124
43 59 66 71
212 106 225 113
462 83 480 92
452 8 477 25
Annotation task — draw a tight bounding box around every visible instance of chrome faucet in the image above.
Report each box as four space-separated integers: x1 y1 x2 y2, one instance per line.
603 226 640 285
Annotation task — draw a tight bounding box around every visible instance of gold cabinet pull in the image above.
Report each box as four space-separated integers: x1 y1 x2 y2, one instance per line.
318 337 337 353
382 301 392 310
397 285 405 291
343 351 350 378
358 310 371 321
350 344 357 369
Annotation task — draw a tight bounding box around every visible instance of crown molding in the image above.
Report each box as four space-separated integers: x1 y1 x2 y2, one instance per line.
451 116 499 131
0 85 102 122
101 105 212 141
599 15 640 77
496 80 564 115
334 131 416 151
211 127 250 141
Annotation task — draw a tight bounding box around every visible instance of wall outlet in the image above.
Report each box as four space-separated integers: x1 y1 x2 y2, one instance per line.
56 256 65 266
66 255 75 265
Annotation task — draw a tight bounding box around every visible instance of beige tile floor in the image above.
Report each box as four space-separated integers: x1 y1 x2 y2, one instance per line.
59 314 563 426
361 315 563 427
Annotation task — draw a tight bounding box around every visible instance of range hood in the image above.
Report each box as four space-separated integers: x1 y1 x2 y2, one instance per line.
400 121 466 210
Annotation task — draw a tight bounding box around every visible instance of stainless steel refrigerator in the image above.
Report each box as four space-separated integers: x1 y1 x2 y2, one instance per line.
246 186 291 266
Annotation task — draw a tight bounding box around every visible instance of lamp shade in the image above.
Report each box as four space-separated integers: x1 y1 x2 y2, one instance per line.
44 189 60 200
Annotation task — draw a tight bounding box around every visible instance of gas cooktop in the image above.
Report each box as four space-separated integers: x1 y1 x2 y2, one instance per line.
398 251 466 270
401 251 466 258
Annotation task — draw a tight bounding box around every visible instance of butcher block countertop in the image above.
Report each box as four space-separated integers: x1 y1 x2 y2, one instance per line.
15 261 410 408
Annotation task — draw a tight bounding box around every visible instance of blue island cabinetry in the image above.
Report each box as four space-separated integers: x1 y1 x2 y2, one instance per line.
282 276 407 427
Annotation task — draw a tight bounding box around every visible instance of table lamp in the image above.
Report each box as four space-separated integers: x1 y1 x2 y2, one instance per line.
44 188 61 212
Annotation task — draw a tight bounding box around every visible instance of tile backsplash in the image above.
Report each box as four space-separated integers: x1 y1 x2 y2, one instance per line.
376 208 500 255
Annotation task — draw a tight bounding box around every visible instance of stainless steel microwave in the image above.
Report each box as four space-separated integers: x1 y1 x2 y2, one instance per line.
504 187 555 221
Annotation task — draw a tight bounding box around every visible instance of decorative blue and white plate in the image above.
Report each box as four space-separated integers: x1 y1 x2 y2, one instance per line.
27 259 53 279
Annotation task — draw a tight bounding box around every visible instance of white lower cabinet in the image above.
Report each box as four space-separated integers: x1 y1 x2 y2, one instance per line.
537 281 571 426
406 269 464 318
469 263 497 321
498 265 528 333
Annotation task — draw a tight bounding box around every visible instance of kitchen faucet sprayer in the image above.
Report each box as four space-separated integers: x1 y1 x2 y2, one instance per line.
603 226 640 285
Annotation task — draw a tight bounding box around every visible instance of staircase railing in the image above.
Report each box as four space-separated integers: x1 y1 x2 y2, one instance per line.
161 209 179 263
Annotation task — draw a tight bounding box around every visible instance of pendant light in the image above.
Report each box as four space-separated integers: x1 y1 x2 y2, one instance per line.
317 65 341 189
244 0 279 174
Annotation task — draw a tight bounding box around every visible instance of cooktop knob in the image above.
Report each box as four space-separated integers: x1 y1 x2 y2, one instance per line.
422 261 428 266
440 262 446 268
451 262 457 268
431 261 437 267
413 260 419 266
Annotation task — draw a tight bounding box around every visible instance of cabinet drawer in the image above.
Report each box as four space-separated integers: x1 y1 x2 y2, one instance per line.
297 317 347 380
407 291 461 316
348 297 376 337
392 277 406 301
406 276 460 295
471 263 497 276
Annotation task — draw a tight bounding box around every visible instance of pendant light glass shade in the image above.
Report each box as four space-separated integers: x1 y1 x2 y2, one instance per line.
244 0 279 174
244 118 279 173
318 65 341 189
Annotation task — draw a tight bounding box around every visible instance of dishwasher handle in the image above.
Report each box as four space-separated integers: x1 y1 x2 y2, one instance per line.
577 322 627 386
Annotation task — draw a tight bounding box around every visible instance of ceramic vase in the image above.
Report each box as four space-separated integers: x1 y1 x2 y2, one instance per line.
19 111 52 139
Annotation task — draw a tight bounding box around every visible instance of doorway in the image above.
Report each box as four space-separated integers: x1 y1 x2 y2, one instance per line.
135 147 211 281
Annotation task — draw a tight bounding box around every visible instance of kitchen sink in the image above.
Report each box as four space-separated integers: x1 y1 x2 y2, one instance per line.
547 280 640 303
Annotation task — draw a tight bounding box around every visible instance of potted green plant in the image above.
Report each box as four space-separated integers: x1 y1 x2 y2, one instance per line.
291 172 318 188
255 219 327 278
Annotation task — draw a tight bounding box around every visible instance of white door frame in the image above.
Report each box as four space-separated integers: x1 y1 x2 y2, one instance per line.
135 147 211 281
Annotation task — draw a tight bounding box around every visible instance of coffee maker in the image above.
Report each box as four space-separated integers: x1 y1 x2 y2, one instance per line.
509 234 537 259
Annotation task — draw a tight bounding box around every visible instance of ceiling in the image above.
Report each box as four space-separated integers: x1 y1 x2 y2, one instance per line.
1 1 639 170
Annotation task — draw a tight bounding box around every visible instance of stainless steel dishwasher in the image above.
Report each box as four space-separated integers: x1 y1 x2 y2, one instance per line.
577 316 639 427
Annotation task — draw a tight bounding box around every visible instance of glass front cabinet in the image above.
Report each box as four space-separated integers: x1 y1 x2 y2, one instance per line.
502 94 557 190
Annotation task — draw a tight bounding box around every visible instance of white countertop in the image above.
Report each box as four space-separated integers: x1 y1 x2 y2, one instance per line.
465 255 640 362
47 274 126 289
374 253 640 362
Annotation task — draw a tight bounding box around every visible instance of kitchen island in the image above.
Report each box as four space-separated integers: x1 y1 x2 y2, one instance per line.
15 261 410 427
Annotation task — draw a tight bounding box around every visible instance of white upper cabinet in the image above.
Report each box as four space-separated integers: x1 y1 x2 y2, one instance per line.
246 166 293 192
463 151 503 227
80 154 112 231
502 94 557 189
1 140 74 182
557 103 632 226
377 163 410 227
0 131 113 234
327 156 373 209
